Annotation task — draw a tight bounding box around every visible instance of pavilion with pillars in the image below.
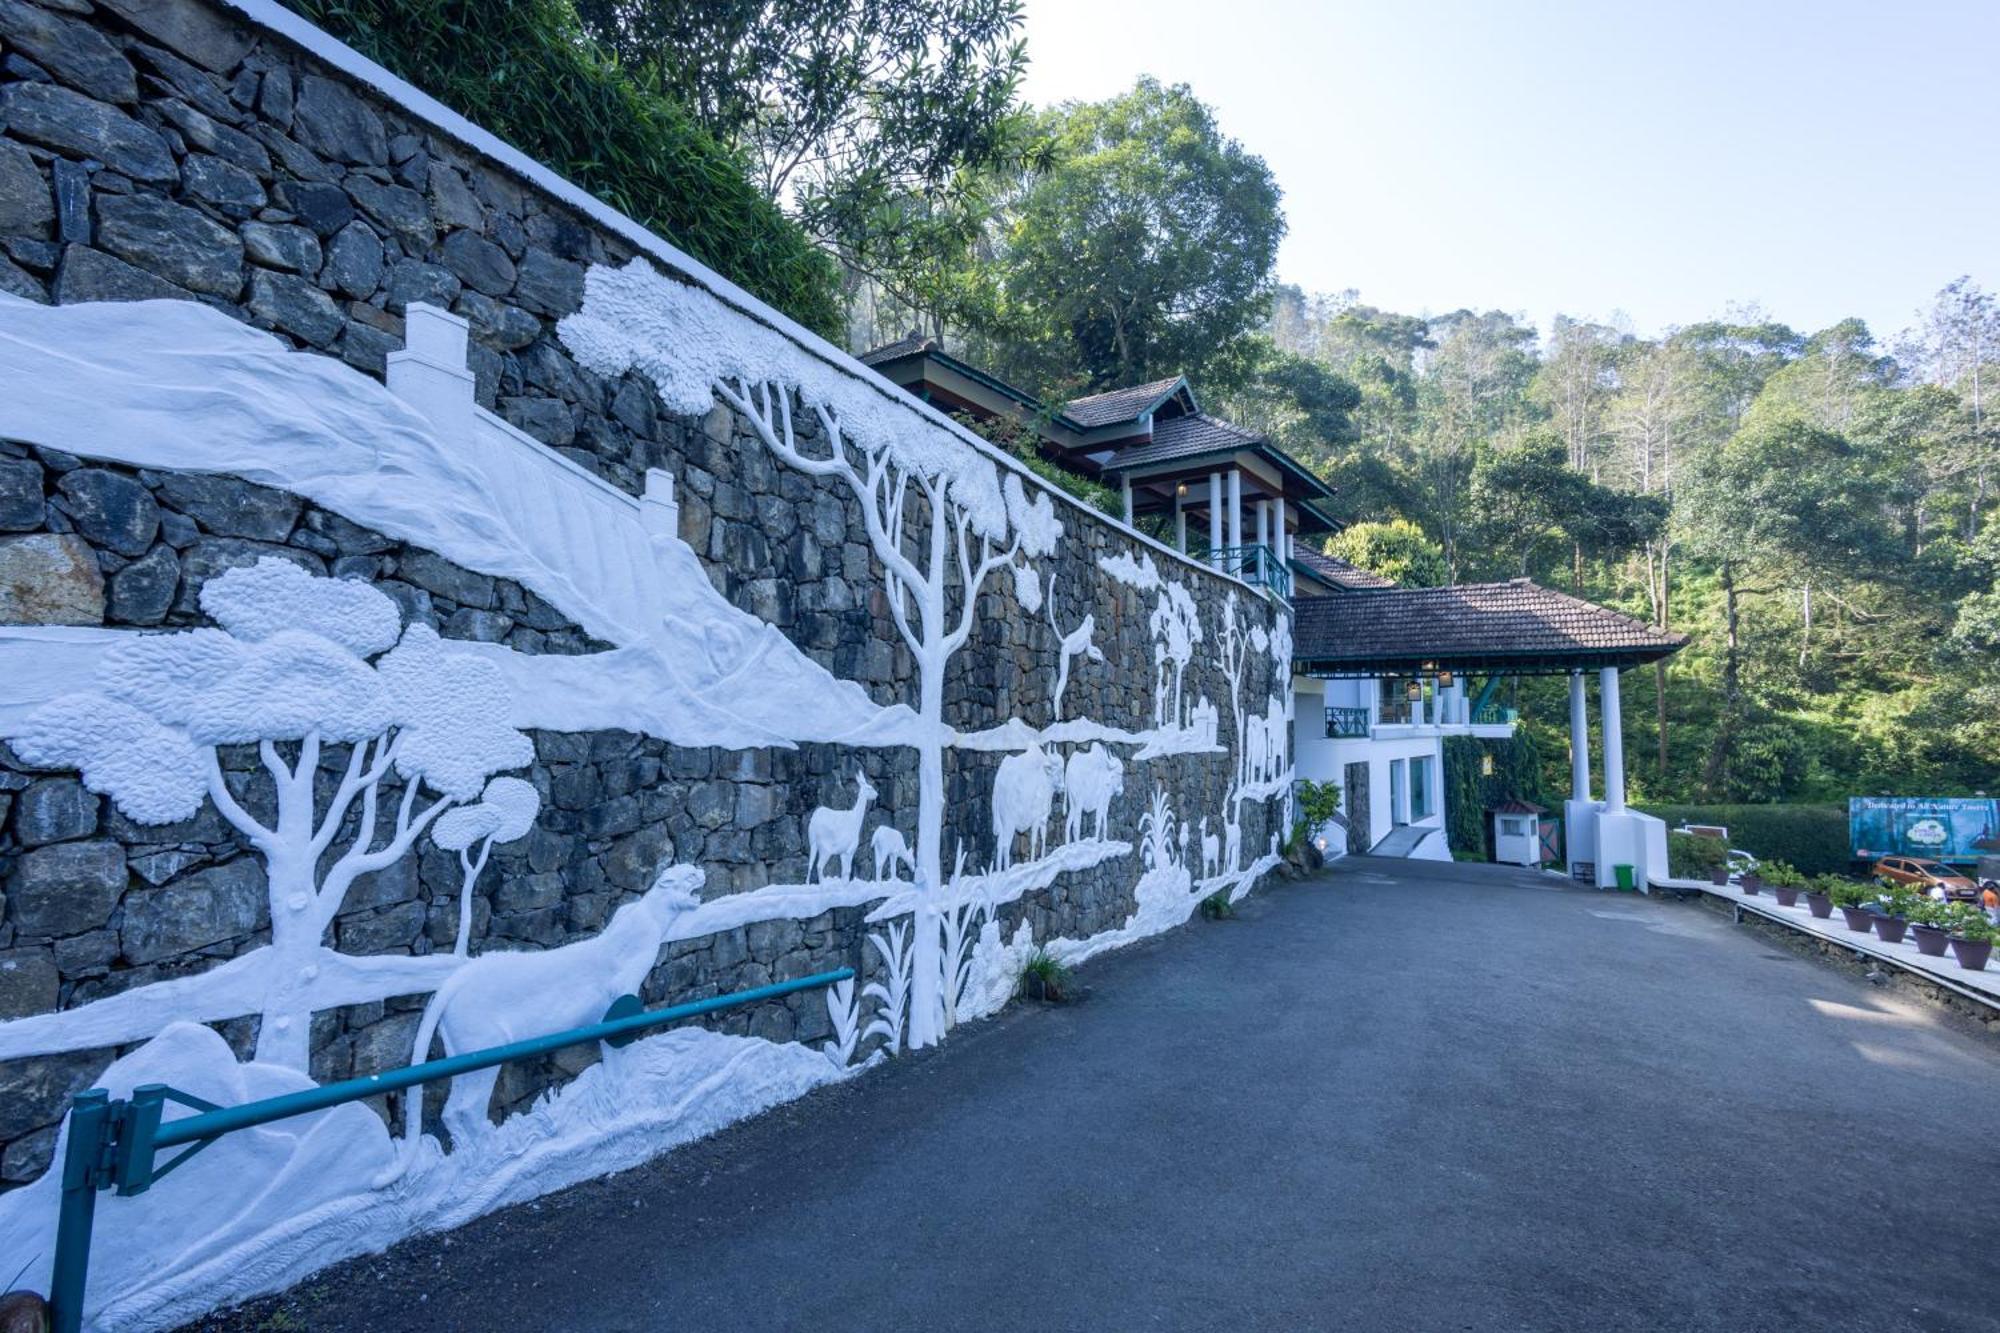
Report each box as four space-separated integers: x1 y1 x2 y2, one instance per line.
1289 568 1687 883
861 335 1337 593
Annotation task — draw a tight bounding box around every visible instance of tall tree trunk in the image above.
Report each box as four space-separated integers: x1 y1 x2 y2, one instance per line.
1798 580 1812 668
1700 561 1742 800
1654 544 1670 779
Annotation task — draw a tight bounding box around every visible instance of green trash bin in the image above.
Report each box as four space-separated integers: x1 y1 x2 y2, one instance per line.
1613 863 1636 892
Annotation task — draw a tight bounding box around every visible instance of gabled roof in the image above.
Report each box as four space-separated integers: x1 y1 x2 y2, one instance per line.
1102 413 1339 510
1292 578 1687 676
1102 411 1260 468
1064 375 1193 428
1291 549 1395 591
859 332 935 366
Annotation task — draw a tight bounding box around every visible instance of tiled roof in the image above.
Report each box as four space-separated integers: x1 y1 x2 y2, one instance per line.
1291 549 1396 591
1102 412 1261 469
859 333 935 366
1063 376 1187 428
1292 578 1687 672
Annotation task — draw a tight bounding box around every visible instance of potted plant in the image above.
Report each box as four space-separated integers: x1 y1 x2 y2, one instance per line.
1804 873 1835 919
1907 897 1953 957
1738 862 1763 895
1870 885 1915 945
1948 909 1996 972
1829 880 1875 932
1762 861 1805 908
1708 863 1730 887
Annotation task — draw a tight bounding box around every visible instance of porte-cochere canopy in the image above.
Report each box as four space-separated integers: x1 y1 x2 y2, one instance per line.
1289 568 1687 678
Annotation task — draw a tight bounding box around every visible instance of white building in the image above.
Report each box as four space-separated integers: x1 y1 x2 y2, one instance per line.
1287 551 1686 887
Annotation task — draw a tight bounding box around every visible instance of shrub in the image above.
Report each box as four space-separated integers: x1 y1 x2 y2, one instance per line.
1017 947 1072 1002
1950 908 1998 943
1198 890 1234 920
1668 831 1728 879
1759 860 1808 888
283 0 844 335
1818 875 1871 908
1638 803 1849 876
1442 734 1544 856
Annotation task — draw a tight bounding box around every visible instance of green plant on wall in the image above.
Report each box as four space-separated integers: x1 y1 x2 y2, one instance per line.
283 0 845 335
1441 733 1543 856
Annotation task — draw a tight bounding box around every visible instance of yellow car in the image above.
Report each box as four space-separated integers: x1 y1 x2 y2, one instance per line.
1872 855 1978 901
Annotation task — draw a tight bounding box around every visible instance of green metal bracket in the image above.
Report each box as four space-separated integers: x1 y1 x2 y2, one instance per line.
1469 674 1504 720
601 993 646 1048
41 966 853 1333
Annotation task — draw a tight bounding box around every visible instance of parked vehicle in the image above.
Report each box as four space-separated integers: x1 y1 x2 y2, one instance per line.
1871 856 1977 901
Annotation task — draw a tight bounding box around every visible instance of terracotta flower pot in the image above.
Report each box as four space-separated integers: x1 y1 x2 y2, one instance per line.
1806 891 1832 919
1773 887 1800 907
1911 923 1950 957
1950 937 1992 971
1709 866 1730 886
1839 905 1875 932
1872 914 1908 945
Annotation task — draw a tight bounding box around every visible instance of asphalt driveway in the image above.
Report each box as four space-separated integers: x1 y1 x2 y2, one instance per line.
204 858 2000 1332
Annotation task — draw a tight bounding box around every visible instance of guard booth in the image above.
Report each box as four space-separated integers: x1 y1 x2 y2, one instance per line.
1488 800 1547 866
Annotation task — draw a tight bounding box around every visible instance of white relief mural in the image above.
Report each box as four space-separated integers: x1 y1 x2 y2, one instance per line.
991 743 1067 870
1047 592 1103 723
869 823 915 881
562 258 1064 1050
10 559 531 1071
378 865 704 1184
0 269 1295 1329
1061 743 1124 844
807 768 878 882
431 776 542 956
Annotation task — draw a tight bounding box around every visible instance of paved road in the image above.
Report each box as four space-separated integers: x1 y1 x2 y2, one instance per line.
206 859 2000 1332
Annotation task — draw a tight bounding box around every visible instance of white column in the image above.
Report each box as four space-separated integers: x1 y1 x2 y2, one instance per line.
1599 667 1626 813
1568 670 1591 802
1227 470 1242 552
1256 499 1269 551
1275 496 1288 564
1208 472 1223 568
1121 475 1133 524
1175 494 1187 552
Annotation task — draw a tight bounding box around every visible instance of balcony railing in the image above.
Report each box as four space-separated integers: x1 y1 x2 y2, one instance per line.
1199 543 1292 599
1325 706 1370 738
1472 704 1518 726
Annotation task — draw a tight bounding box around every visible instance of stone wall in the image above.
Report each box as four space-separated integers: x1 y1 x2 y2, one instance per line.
0 0 1284 1195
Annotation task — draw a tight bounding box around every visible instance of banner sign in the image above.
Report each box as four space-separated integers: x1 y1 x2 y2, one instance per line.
1850 796 2000 863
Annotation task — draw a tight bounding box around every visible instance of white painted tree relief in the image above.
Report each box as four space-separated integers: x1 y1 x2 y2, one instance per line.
10 558 535 1070
561 260 1062 1049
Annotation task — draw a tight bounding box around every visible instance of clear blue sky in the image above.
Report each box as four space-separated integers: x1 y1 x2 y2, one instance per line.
1019 0 1999 346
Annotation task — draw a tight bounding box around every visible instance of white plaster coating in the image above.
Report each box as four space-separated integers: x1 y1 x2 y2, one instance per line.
11 560 535 1070
380 866 704 1183
0 296 919 752
991 745 1066 870
563 260 1069 1049
0 1018 846 1332
806 768 877 883
1061 744 1124 844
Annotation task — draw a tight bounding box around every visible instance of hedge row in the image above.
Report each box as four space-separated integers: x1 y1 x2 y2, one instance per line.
284 0 845 336
1637 803 1850 875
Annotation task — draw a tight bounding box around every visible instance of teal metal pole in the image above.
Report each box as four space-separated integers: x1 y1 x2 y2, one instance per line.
49 1089 111 1333
41 966 852 1331
151 968 851 1150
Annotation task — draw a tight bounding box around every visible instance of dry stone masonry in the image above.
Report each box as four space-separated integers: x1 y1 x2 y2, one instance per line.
0 1 1291 1323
